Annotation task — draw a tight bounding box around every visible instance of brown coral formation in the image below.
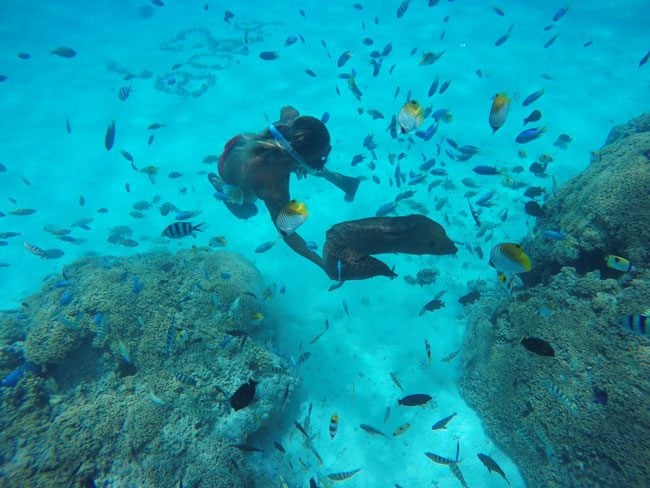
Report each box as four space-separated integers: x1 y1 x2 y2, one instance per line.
522 112 650 286
0 248 300 487
459 113 650 487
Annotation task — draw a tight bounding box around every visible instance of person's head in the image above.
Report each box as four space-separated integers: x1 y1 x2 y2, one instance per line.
286 116 331 172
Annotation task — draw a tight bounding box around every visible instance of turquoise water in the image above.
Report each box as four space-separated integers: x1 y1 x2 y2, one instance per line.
1 1 649 487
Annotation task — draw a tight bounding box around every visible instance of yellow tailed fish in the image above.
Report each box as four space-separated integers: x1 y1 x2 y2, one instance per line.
397 100 424 134
276 200 309 237
489 93 511 133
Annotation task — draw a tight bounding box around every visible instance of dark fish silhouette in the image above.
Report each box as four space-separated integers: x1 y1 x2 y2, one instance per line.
521 337 555 357
230 379 258 411
398 393 432 406
50 47 76 58
522 88 545 107
431 412 457 430
458 289 481 305
477 453 510 485
524 201 545 217
396 0 410 18
259 51 279 60
419 298 445 316
639 50 650 68
360 423 387 437
523 109 542 125
104 121 115 151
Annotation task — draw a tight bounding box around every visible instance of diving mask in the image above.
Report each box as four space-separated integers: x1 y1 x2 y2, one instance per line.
268 124 328 176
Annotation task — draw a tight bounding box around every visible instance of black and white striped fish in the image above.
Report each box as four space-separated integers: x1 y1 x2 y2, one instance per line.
162 221 204 238
118 86 132 101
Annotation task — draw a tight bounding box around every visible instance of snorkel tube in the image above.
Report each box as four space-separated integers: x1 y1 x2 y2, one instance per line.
268 124 361 202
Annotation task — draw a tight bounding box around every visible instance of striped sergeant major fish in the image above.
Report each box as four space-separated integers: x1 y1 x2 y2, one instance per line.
616 312 649 337
162 221 204 238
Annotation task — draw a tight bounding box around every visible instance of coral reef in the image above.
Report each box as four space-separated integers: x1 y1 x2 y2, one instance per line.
459 113 650 488
0 249 301 487
522 112 650 286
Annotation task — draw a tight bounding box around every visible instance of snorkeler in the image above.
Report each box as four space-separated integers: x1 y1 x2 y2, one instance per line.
208 106 361 271
209 106 457 281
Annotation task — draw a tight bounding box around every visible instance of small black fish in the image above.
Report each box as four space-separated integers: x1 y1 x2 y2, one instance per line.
259 51 279 60
273 441 285 453
294 420 309 439
230 443 264 452
639 50 650 68
120 149 134 163
495 33 510 46
524 200 545 217
337 50 352 67
520 337 555 357
552 5 570 22
162 221 204 238
522 88 545 107
419 298 445 316
593 386 608 406
477 453 510 485
230 379 258 411
50 47 76 58
529 162 547 176
523 109 542 125
458 289 480 305
544 34 559 48
104 120 116 151
396 0 410 18
398 393 432 406
523 186 545 198
432 412 457 430
224 9 234 23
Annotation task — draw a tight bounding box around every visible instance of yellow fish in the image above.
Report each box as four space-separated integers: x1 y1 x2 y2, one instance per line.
392 423 411 436
489 93 511 133
249 312 264 325
276 200 308 237
605 255 635 272
397 100 424 134
490 243 532 274
329 413 339 439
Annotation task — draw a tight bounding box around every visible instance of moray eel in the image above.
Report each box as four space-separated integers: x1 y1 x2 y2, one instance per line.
322 214 457 280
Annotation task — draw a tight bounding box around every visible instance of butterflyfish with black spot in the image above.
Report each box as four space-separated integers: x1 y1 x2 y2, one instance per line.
276 200 309 236
489 243 531 274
